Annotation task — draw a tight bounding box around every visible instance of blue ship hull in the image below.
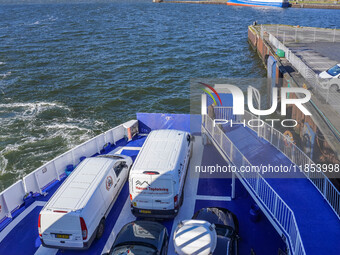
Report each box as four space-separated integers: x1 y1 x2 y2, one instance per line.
227 0 289 8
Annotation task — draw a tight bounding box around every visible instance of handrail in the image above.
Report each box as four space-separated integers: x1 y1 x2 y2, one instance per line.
202 114 306 255
214 106 340 219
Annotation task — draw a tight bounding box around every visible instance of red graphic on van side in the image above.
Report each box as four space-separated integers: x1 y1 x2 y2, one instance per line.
135 186 169 192
106 176 113 191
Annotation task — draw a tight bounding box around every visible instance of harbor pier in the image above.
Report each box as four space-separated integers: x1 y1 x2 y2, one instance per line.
248 24 340 186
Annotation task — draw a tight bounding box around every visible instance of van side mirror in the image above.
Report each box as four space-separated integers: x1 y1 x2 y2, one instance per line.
187 135 195 144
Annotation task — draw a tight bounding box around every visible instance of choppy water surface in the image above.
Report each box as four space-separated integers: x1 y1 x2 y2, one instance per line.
0 1 338 189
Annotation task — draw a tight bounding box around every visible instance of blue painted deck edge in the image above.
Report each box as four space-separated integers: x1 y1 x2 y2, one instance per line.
136 113 201 135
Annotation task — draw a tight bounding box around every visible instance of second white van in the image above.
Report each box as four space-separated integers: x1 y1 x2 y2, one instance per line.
39 154 132 249
129 129 193 219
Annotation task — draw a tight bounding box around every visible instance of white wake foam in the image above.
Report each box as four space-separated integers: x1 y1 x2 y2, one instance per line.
0 101 106 177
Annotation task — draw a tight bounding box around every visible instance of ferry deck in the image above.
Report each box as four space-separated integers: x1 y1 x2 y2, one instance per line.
0 99 339 255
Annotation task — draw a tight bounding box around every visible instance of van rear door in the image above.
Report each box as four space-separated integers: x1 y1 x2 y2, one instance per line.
131 173 173 211
131 174 153 210
150 175 174 211
41 211 83 248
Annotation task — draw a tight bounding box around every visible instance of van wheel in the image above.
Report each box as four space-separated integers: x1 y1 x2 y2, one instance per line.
96 218 105 239
330 84 339 92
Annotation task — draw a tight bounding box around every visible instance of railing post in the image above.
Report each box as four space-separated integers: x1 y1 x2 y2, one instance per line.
270 126 273 144
212 123 215 141
231 172 235 199
34 171 42 194
0 194 12 219
291 145 295 163
53 161 60 181
112 128 117 145
295 233 300 255
220 128 223 147
230 144 233 162
323 178 328 197
307 160 312 179
273 196 278 218
95 138 100 154
71 150 76 166
283 31 286 44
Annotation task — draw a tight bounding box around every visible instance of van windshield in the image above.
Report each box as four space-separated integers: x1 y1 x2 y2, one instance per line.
111 244 157 255
326 65 340 76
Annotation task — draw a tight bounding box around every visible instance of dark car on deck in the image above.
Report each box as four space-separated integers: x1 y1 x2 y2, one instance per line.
192 207 239 255
103 220 169 255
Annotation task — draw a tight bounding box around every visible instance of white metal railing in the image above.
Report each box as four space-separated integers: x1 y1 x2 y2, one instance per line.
268 31 340 110
262 25 340 44
214 106 234 120
0 123 127 224
269 33 318 86
214 107 340 219
203 114 306 255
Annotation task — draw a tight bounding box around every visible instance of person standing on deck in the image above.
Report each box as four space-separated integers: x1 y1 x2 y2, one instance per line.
207 102 216 120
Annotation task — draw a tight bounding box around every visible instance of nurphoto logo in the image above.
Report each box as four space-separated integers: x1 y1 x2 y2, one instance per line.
206 84 312 128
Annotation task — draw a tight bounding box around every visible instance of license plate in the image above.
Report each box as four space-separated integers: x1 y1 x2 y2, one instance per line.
55 234 69 239
140 210 151 214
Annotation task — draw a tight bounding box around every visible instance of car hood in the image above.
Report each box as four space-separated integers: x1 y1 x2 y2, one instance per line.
194 208 236 229
319 71 334 79
113 221 164 249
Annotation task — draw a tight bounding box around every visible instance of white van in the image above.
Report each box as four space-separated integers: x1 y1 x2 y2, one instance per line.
39 154 132 249
129 129 193 219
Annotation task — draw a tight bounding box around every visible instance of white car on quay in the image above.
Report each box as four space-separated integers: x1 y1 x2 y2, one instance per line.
318 63 340 92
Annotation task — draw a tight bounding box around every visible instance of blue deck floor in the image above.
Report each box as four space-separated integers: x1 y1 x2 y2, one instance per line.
197 144 286 255
224 124 340 255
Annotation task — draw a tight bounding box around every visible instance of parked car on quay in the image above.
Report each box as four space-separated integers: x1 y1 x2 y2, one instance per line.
318 63 340 92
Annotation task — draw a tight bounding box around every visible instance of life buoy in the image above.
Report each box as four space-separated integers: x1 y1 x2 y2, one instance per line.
283 130 294 147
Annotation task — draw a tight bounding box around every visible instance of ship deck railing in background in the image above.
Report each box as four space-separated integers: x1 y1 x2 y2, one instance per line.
0 123 127 228
214 107 340 219
202 114 306 255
